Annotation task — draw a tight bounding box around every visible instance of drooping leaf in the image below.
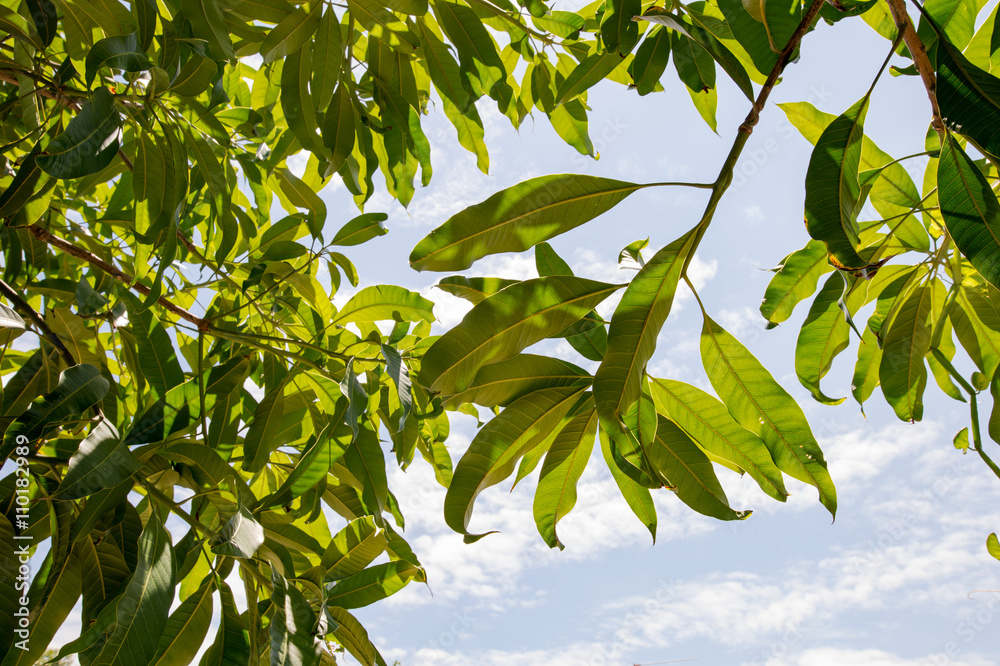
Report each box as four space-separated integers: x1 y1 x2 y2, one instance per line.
444 386 585 539
795 273 852 405
648 377 788 502
6 363 109 448
210 508 265 558
150 578 215 666
804 96 870 269
701 315 837 517
646 416 750 521
333 285 434 324
935 22 1000 158
594 227 697 433
441 354 592 408
85 32 151 86
938 135 1000 289
409 175 651 271
55 419 139 499
435 276 520 304
331 212 389 246
599 424 656 541
879 284 932 422
760 240 833 325
243 383 285 473
326 561 420 609
199 581 250 666
323 517 388 581
270 571 322 666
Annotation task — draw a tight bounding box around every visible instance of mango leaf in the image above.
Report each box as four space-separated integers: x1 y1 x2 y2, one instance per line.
804 96 869 269
93 511 175 666
444 386 584 539
6 363 109 447
988 533 1000 561
36 87 122 179
85 33 151 86
178 0 234 61
323 517 387 581
701 315 837 517
533 403 598 549
332 212 389 246
270 572 322 666
326 607 381 666
647 416 750 521
333 285 434 324
760 240 833 325
0 144 48 219
243 384 285 473
556 52 625 105
259 2 321 64
435 276 520 304
601 0 641 54
343 425 388 519
415 15 470 110
55 419 139 499
348 0 419 52
150 578 214 666
0 302 25 330
210 508 264 558
935 22 1000 158
409 175 651 271
851 325 884 409
938 135 1000 289
199 581 250 666
599 424 656 541
381 344 412 433
124 293 184 396
420 276 621 395
648 377 788 502
594 227 697 433
168 55 218 97
326 561 420 609
441 354 592 408
795 273 852 405
434 0 503 94
879 284 932 422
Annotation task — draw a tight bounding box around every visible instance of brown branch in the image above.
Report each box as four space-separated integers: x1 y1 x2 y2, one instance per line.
885 0 945 137
26 223 208 330
0 278 76 366
740 0 829 134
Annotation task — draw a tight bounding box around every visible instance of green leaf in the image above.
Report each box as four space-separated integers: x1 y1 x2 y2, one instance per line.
326 607 381 666
199 581 250 666
441 353 592 408
631 26 671 96
795 273 851 405
6 363 109 447
879 284 932 422
938 135 1000 289
36 87 122 179
210 508 265 558
0 144 48 219
647 416 750 521
168 54 218 97
124 293 184 397
435 0 503 94
851 325 883 408
441 93 489 173
935 21 1000 158
323 81 357 173
594 227 697 433
547 98 595 157
343 425 388 519
332 212 389 246
348 0 419 52
533 404 598 549
312 6 343 109
243 384 285 473
85 33 151 86
420 276 621 395
333 285 434 324
988 533 1000 561
323 517 387 581
435 276 520 304
259 2 321 64
415 15 470 110
701 315 837 517
804 96 869 269
381 344 412 432
326 561 420 609
178 0 235 61
556 52 625 105
444 386 584 538
55 419 139 499
410 174 650 271
599 424 656 541
601 0 641 54
93 511 176 666
270 572 322 666
281 45 325 155
150 578 214 666
0 302 25 330
649 377 788 502
760 240 833 325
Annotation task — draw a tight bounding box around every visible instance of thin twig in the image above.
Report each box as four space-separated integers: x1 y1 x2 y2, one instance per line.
885 0 945 137
26 223 208 329
0 278 76 366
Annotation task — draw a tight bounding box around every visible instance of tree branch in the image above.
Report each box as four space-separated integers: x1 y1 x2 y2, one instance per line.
885 0 945 137
0 278 76 366
26 223 208 330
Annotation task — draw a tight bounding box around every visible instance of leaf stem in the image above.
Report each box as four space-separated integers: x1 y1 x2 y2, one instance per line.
886 0 945 138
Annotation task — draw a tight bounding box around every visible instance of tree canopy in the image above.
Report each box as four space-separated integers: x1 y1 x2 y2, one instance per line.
1 0 1000 663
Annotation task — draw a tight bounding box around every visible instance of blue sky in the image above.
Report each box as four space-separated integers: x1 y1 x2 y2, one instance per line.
313 10 1000 666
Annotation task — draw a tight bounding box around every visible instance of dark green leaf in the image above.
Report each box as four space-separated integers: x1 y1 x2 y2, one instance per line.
36 88 122 179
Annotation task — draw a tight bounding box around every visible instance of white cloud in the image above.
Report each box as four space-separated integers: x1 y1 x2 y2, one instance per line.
744 204 766 221
761 647 995 666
